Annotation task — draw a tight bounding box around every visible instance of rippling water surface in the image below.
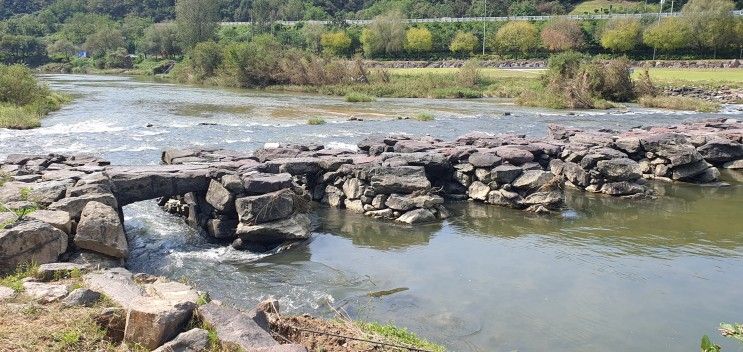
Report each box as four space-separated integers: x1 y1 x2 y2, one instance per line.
3 75 743 351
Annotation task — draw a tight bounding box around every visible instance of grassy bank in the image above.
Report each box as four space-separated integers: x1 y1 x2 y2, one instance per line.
0 64 70 129
636 68 743 89
638 95 720 112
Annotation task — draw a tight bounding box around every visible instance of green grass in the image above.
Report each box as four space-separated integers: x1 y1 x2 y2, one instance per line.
0 92 69 130
0 172 10 187
307 117 327 125
0 262 40 292
345 92 376 102
569 0 658 14
638 95 720 112
638 68 743 89
387 67 542 80
414 112 435 121
358 321 446 352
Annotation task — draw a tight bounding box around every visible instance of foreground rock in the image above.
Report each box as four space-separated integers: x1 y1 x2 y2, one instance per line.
74 201 129 258
0 221 67 274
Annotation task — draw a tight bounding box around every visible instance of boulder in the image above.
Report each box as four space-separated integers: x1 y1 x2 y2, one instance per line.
94 307 127 343
371 194 387 209
671 160 713 181
36 262 90 281
322 185 345 207
601 181 645 196
522 191 563 206
385 194 416 211
512 170 554 191
396 208 436 224
206 180 234 213
344 199 365 213
468 181 491 201
697 139 743 165
264 157 322 175
221 174 245 194
48 192 118 219
596 158 642 181
235 190 294 225
74 201 129 258
153 328 210 352
562 161 590 187
342 178 363 199
106 165 211 206
491 165 522 184
197 302 278 350
0 286 15 301
206 219 238 239
25 210 72 234
723 160 743 169
369 166 431 194
22 282 68 303
495 147 534 165
0 221 68 274
62 288 101 307
614 137 642 154
236 213 312 244
242 173 293 195
468 152 502 168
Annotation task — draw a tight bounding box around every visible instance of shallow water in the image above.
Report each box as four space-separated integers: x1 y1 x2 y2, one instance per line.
3 75 743 351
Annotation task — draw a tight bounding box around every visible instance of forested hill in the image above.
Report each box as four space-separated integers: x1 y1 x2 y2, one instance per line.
5 0 731 22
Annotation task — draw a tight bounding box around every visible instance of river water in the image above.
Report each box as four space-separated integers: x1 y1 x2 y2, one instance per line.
3 75 743 351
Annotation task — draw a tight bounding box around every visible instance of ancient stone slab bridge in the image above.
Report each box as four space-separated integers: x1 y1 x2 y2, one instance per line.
1 119 742 273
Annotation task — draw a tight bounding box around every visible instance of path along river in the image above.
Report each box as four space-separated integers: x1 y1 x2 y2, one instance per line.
2 74 742 351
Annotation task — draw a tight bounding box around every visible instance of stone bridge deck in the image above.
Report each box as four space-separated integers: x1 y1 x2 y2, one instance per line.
1 118 741 273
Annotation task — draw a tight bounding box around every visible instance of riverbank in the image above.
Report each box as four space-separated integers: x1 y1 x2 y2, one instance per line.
0 64 70 130
0 264 443 351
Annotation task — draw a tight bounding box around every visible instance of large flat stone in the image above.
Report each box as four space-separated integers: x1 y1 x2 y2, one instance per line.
369 166 431 194
197 302 278 350
25 210 72 234
235 190 295 225
48 192 118 219
236 213 312 244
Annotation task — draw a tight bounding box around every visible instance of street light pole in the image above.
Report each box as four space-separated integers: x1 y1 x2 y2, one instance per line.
483 0 487 55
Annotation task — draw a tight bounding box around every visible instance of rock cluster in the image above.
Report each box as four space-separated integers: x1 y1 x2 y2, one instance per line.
1 120 741 270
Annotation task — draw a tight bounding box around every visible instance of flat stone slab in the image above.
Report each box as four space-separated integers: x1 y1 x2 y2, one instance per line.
36 262 90 281
197 302 278 350
22 281 68 303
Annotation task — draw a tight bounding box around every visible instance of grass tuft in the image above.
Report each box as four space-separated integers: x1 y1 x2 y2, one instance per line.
638 95 720 112
345 92 375 103
358 321 446 352
414 112 434 121
1 262 40 292
307 117 327 125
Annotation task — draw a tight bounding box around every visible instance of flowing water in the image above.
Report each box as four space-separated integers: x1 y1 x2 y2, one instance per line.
3 74 743 351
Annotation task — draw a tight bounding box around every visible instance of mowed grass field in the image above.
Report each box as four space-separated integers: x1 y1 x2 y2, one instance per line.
569 0 658 14
638 68 743 88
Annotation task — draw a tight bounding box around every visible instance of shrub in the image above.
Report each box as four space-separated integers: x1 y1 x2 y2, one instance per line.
449 31 479 54
190 41 223 79
493 21 540 56
541 19 584 52
345 92 375 102
361 11 406 58
457 60 481 87
414 112 434 121
307 117 326 125
0 64 50 106
320 31 352 57
404 27 433 53
104 48 133 69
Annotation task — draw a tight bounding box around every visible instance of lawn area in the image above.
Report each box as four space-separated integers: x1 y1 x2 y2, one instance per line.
569 0 658 14
387 67 543 80
638 68 743 88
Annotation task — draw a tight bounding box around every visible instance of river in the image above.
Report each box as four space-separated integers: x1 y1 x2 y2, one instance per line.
3 74 742 351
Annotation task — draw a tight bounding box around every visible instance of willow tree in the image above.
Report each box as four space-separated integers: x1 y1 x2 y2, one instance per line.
175 0 219 49
361 11 406 58
682 0 736 58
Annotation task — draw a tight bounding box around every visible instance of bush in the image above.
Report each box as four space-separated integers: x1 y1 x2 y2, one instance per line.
307 117 326 125
104 48 133 69
320 31 352 57
414 112 434 121
404 27 433 53
457 60 481 87
449 31 479 54
190 41 223 79
492 21 540 56
361 11 406 58
643 18 691 53
0 64 50 106
345 92 375 102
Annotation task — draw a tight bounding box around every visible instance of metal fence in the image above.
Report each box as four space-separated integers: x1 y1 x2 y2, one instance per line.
221 10 743 26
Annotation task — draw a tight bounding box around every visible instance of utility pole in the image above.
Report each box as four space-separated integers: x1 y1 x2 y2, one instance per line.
482 0 487 55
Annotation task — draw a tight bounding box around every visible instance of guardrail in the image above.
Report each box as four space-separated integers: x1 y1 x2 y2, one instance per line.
221 10 743 26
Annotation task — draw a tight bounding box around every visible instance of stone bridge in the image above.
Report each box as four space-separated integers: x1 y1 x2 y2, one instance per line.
1 118 742 274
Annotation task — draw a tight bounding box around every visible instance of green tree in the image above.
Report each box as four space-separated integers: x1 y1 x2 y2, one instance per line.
540 19 584 52
251 0 281 32
138 23 181 57
104 47 133 69
682 0 736 57
0 35 47 66
320 31 352 56
449 31 478 54
404 27 433 53
175 0 219 49
301 22 325 53
493 21 539 56
47 39 76 60
58 13 116 45
600 19 642 52
360 11 406 58
189 41 223 78
642 18 691 53
509 0 538 15
84 29 126 57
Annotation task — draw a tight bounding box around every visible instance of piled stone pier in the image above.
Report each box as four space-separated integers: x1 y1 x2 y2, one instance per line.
1 119 741 274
